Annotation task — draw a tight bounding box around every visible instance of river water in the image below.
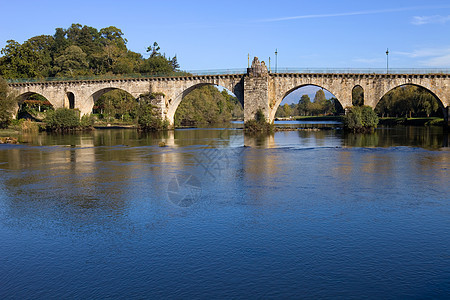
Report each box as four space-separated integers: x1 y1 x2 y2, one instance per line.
0 124 449 298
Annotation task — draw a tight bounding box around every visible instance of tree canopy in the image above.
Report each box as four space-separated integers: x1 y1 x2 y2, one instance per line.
0 24 183 79
276 90 342 118
174 86 243 126
376 85 441 118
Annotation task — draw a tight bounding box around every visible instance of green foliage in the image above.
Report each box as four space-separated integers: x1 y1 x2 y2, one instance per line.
244 109 274 133
44 108 81 131
352 86 364 106
0 77 18 128
137 103 168 131
54 45 89 77
297 94 311 116
174 86 242 126
276 90 338 118
80 114 95 128
314 89 326 106
376 85 441 118
343 106 379 132
0 24 181 79
136 93 169 131
94 89 138 122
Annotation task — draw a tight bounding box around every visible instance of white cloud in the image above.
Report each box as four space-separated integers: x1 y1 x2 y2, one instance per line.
421 54 450 67
257 6 450 23
393 47 450 58
412 15 450 25
394 47 450 67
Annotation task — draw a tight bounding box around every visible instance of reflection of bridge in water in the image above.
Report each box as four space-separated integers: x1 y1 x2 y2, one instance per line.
8 57 450 126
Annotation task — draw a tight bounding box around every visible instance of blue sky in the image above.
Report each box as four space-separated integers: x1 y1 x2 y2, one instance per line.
1 0 450 72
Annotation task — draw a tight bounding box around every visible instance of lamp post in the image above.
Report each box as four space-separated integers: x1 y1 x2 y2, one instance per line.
386 48 389 74
275 49 278 73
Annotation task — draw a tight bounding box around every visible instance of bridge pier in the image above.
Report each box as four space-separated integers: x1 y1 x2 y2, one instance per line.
243 58 271 122
8 65 450 128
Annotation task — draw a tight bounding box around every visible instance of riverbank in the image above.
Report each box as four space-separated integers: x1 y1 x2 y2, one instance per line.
275 116 344 122
378 117 444 126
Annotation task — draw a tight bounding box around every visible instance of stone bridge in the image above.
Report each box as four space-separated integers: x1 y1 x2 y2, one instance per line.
8 57 450 125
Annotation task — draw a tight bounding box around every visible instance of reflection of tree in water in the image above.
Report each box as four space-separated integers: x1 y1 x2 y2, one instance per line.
343 132 380 148
341 126 446 149
0 143 173 230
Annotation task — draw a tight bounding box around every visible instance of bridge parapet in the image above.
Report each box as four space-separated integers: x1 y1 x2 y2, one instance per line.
7 64 450 125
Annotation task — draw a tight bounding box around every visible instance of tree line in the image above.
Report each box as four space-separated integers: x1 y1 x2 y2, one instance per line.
0 24 183 79
375 85 441 118
276 89 344 118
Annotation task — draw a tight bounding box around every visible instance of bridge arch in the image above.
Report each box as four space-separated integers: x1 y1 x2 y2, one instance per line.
15 91 59 108
65 92 75 109
376 83 445 117
90 87 138 120
377 83 445 109
167 81 243 125
270 84 344 121
15 92 55 120
89 87 136 111
352 85 364 106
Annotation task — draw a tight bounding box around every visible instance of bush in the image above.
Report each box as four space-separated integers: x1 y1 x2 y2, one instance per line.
137 103 169 131
44 108 80 131
244 109 274 133
343 106 379 132
80 114 95 128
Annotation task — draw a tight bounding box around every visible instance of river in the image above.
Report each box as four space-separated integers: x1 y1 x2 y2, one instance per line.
0 124 449 298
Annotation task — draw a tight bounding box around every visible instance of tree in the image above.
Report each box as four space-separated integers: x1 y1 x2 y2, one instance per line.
140 55 175 75
0 37 54 78
0 77 18 128
0 24 182 79
54 45 89 77
343 105 379 132
297 94 311 116
100 26 127 50
283 103 293 117
147 42 161 58
376 85 441 118
171 56 180 71
314 89 326 106
137 93 168 131
352 86 364 106
174 85 236 126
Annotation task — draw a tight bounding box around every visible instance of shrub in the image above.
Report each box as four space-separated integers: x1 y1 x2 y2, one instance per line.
44 108 80 131
80 114 95 128
137 103 169 131
244 109 274 133
343 106 379 132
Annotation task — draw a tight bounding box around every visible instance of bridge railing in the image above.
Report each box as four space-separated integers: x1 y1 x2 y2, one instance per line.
273 68 450 74
6 69 249 83
7 68 450 83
